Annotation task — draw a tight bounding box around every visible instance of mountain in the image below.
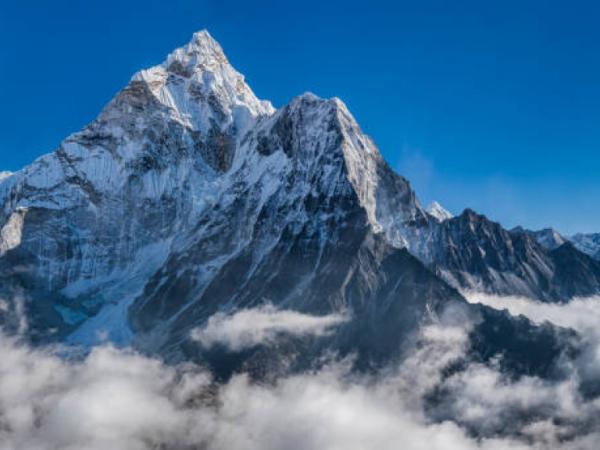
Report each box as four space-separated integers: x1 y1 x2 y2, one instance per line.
0 31 595 370
0 31 443 355
412 211 600 301
570 233 600 261
0 30 275 344
505 226 600 263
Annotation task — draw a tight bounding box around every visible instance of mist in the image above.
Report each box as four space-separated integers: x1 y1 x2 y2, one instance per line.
191 305 348 351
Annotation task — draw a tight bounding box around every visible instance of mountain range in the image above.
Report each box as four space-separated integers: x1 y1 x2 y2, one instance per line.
0 31 598 374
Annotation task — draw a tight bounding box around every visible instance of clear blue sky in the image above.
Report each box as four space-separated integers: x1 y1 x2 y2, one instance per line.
1 0 599 234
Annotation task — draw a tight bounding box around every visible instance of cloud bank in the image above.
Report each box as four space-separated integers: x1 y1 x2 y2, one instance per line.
1 302 600 449
0 325 518 450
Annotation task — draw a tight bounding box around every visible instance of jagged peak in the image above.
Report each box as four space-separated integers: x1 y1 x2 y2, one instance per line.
111 30 275 133
271 92 425 249
163 29 229 75
277 93 376 162
295 91 321 101
285 92 350 113
285 92 337 112
191 29 220 48
460 208 484 222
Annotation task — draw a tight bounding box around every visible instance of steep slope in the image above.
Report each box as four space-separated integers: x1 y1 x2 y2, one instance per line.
511 226 566 250
548 242 600 299
427 210 600 301
0 31 273 342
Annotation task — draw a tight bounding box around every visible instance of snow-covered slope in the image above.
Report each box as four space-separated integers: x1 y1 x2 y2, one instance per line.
570 233 600 260
0 30 275 344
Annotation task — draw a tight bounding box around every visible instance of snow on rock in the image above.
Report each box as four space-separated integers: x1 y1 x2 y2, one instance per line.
570 233 600 260
426 201 453 222
131 29 274 135
0 207 27 256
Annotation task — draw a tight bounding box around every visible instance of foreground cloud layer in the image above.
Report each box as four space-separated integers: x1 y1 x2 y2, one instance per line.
2 301 600 449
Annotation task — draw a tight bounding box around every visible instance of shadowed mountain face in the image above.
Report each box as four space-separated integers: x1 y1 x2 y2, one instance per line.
428 210 600 302
0 31 595 373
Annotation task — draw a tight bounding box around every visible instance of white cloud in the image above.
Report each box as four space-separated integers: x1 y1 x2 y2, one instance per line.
190 305 348 351
2 300 600 449
0 327 531 450
463 292 600 334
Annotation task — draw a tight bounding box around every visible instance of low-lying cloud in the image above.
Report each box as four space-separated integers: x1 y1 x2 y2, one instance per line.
464 292 600 333
190 305 348 351
0 325 522 450
3 300 600 449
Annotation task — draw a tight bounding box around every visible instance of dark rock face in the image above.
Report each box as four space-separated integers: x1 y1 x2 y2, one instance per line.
426 209 600 302
468 305 578 377
548 242 600 300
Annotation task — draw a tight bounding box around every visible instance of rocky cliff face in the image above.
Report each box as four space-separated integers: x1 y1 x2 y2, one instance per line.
0 31 597 368
428 211 600 301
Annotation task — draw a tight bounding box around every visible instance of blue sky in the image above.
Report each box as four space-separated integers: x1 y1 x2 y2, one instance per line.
1 0 599 234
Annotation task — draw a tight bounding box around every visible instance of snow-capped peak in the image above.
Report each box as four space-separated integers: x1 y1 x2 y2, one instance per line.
426 201 453 222
0 171 13 182
164 29 229 75
128 30 274 134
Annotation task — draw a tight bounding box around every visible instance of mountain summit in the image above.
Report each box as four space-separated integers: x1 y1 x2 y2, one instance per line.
134 29 274 122
0 31 598 369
